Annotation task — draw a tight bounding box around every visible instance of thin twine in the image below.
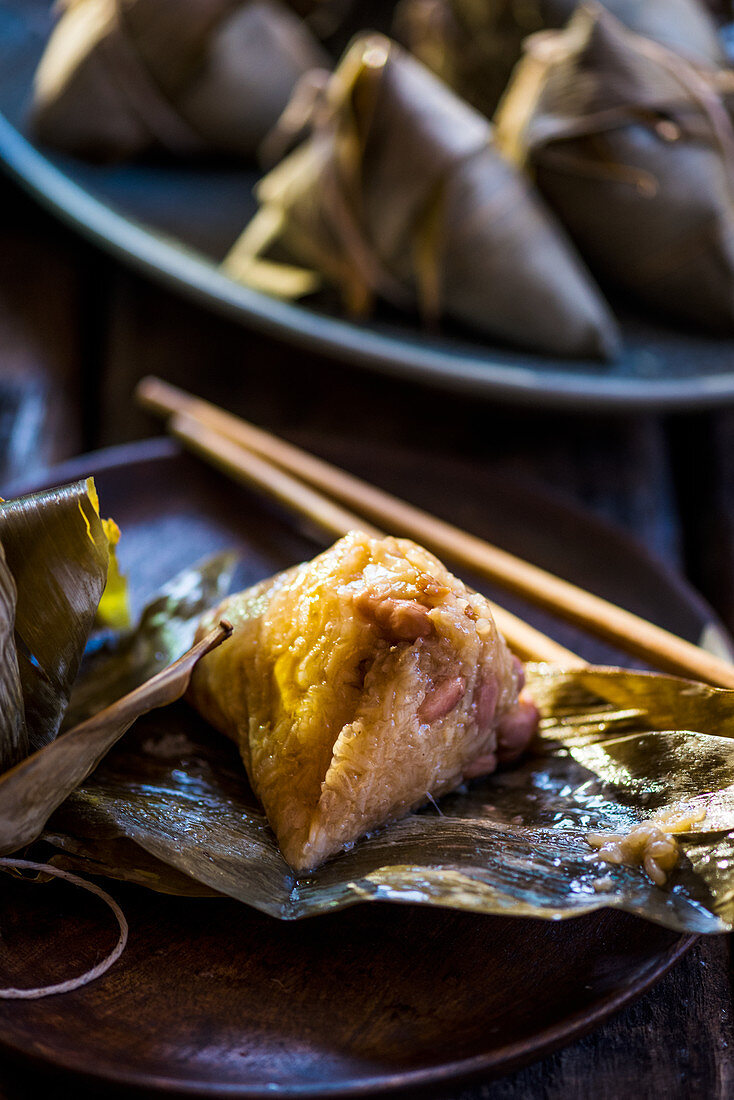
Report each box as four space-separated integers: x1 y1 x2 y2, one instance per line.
0 859 128 1000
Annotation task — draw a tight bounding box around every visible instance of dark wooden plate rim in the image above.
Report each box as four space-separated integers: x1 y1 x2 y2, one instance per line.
0 930 697 1098
0 438 721 1097
2 107 734 413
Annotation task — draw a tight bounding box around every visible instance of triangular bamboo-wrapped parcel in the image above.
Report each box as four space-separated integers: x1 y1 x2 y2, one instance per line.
544 0 726 67
32 0 328 160
189 532 538 872
495 4 734 333
395 0 725 120
224 33 619 358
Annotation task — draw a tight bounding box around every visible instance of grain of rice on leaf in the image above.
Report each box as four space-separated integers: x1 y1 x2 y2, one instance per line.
225 32 620 359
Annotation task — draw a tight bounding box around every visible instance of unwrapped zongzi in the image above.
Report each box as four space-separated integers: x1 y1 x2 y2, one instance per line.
225 33 619 358
32 0 328 160
495 4 734 332
189 531 538 872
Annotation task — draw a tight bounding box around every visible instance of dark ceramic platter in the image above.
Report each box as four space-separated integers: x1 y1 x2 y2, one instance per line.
0 435 730 1097
3 0 734 411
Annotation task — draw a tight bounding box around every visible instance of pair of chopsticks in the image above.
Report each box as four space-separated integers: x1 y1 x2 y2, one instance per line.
136 376 734 689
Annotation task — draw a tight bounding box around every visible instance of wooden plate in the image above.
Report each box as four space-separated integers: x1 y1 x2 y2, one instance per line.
0 436 727 1097
2 0 734 412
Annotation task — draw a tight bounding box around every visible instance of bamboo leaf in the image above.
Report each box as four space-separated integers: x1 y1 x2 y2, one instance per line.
64 551 238 729
96 518 130 630
44 835 221 897
0 623 231 856
0 478 109 753
0 542 26 771
43 663 734 934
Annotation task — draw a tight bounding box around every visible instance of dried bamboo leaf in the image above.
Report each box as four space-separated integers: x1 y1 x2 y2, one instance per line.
45 662 734 933
64 551 238 729
43 834 222 896
0 623 232 856
529 665 734 746
0 543 26 772
0 478 109 753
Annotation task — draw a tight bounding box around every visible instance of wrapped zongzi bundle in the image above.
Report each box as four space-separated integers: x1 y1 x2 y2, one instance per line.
395 0 725 119
189 531 538 872
495 4 734 332
31 0 328 160
225 33 619 358
544 0 726 67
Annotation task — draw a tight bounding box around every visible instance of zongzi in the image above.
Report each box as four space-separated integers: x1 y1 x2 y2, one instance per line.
189 531 538 872
544 0 726 68
31 0 328 160
224 32 620 359
395 0 725 120
495 4 734 333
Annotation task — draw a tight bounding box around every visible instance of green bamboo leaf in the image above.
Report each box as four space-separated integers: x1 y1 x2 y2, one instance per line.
0 478 109 753
96 518 131 631
0 542 26 771
64 551 238 729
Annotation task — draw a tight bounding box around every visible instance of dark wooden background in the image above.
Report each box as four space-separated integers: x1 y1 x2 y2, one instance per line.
0 166 733 1098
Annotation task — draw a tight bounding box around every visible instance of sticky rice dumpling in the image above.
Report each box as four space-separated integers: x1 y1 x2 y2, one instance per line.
395 0 725 120
495 4 734 333
189 531 538 872
31 0 328 160
224 33 619 359
544 0 726 68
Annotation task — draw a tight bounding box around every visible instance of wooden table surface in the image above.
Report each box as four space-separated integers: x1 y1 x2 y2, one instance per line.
0 170 733 1099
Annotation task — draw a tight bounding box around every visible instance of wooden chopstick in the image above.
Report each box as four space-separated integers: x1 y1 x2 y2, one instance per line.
167 409 582 668
136 377 734 688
